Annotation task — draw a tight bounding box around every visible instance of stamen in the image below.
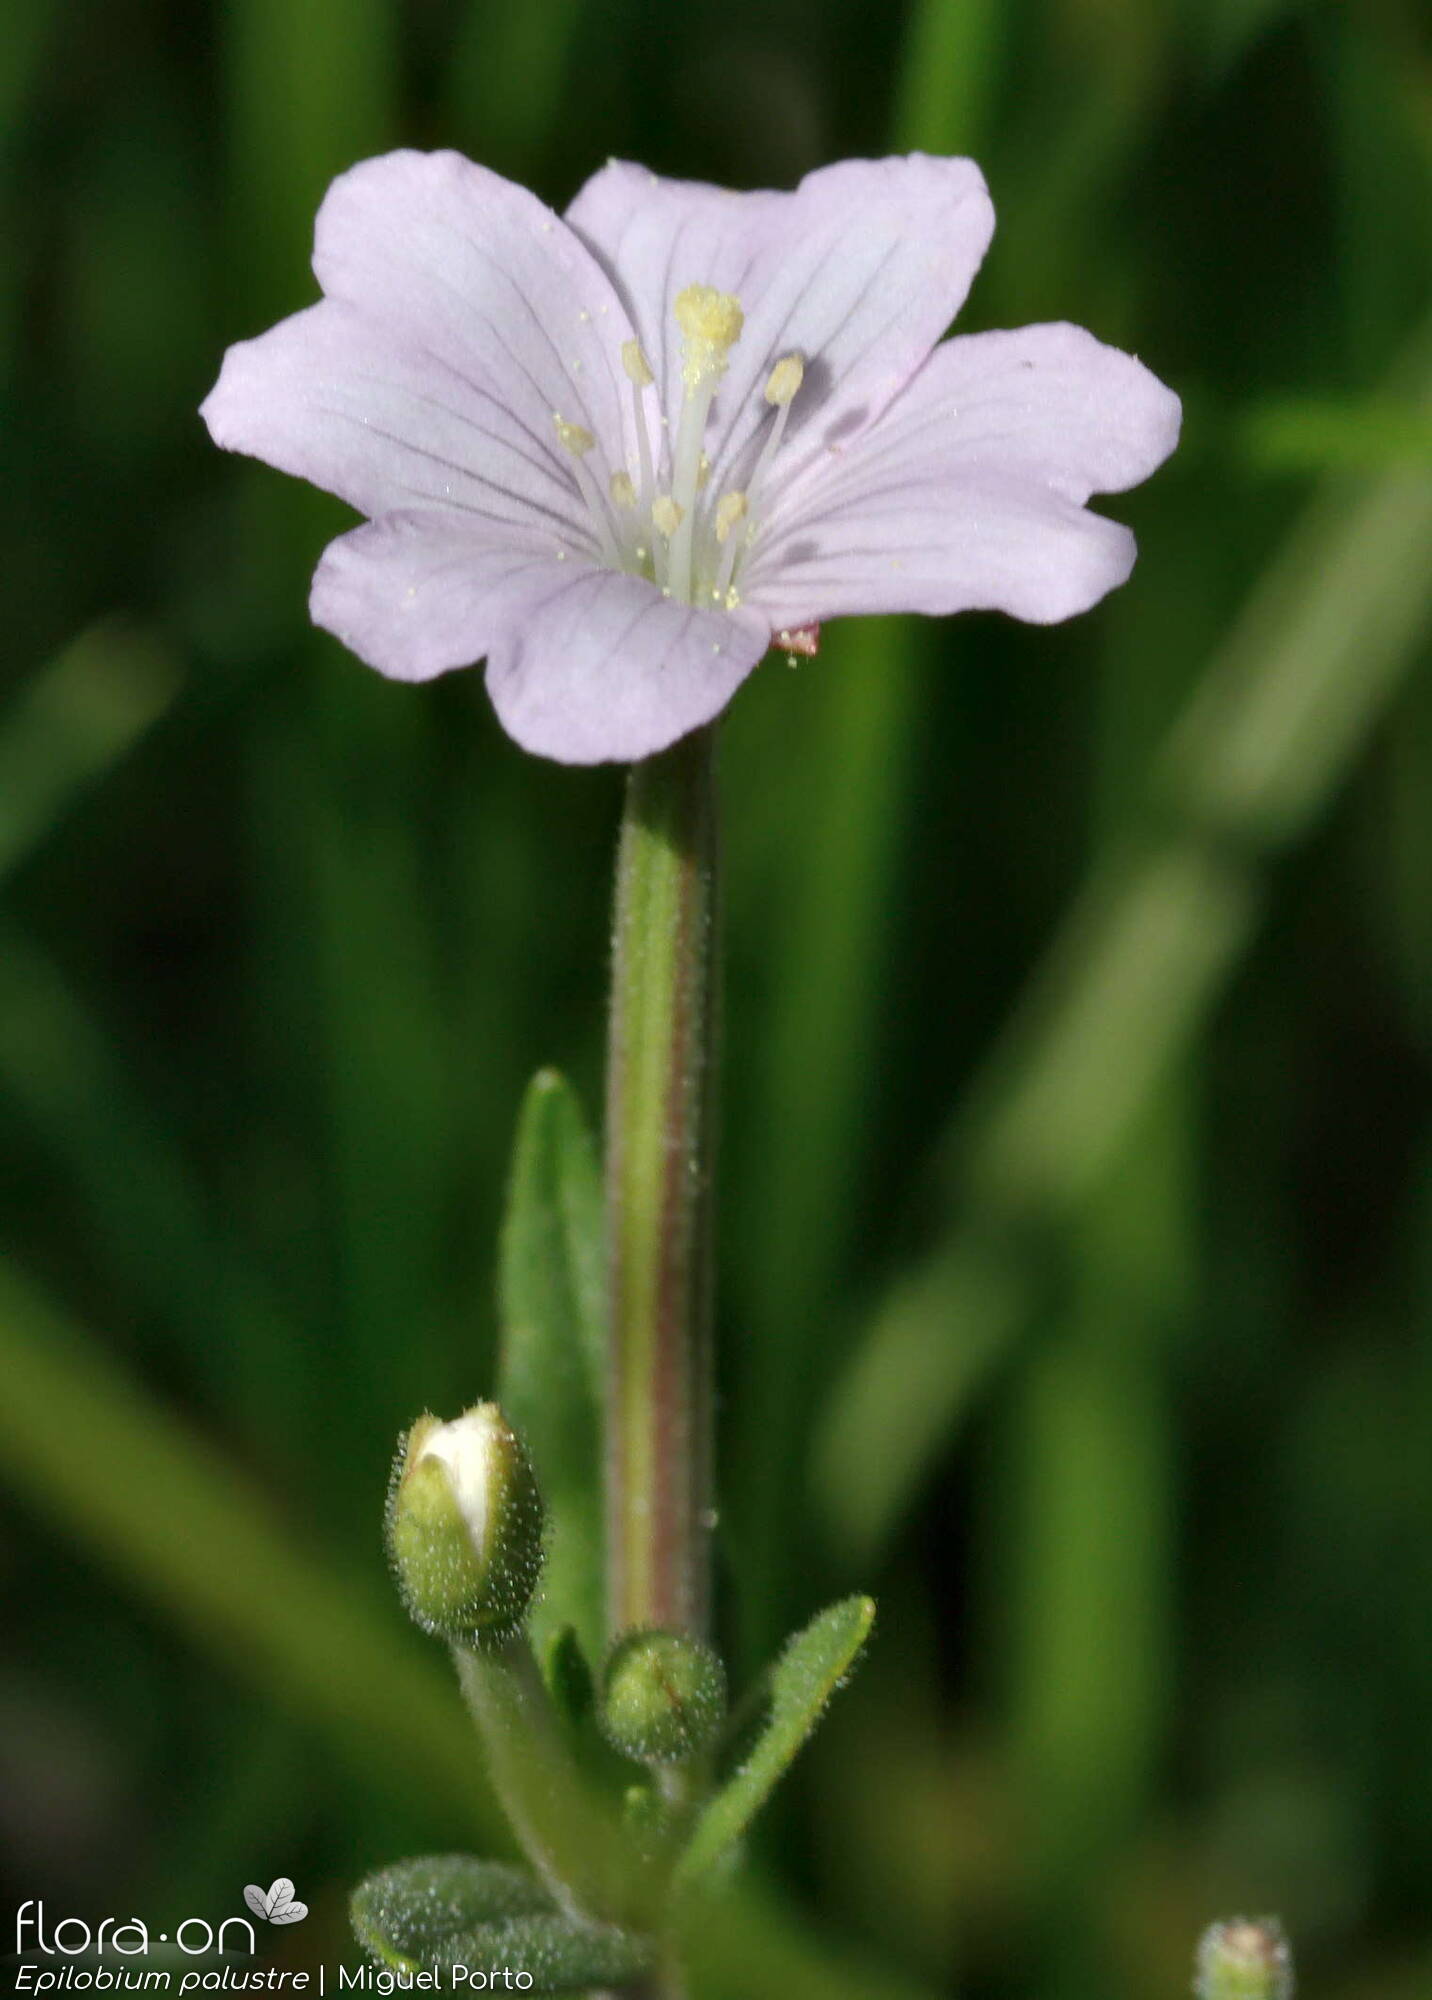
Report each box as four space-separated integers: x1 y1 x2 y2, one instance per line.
622 341 654 387
714 491 748 544
764 353 804 407
651 495 684 538
622 340 656 508
745 351 805 517
713 491 749 602
673 285 744 389
552 412 619 564
610 470 636 508
697 452 712 491
669 284 745 601
553 415 595 457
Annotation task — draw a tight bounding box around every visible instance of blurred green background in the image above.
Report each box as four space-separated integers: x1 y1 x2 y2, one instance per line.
3 0 1432 1994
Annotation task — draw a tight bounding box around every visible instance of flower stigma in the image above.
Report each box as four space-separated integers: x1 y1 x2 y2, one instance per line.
563 285 806 616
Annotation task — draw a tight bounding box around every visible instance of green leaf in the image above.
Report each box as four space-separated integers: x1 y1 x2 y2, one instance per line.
676 1597 875 1888
351 1856 550 1964
497 1071 606 1665
351 1855 651 1993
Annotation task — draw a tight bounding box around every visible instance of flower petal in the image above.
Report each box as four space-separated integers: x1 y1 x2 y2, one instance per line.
744 474 1138 628
484 566 771 764
774 321 1182 511
310 512 568 684
312 150 639 487
566 155 995 492
742 321 1181 627
202 301 595 548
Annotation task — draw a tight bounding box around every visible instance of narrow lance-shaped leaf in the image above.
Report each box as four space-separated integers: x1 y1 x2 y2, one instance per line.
497 1071 606 1666
351 1856 651 1993
676 1597 875 1889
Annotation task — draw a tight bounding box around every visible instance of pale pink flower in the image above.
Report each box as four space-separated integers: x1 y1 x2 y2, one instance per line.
202 151 1180 765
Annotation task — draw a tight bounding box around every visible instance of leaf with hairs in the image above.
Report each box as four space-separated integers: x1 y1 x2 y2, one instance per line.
497 1072 606 1665
351 1855 650 1993
676 1598 875 1889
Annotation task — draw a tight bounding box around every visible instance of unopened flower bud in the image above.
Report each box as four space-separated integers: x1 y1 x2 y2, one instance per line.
1196 1920 1293 2000
599 1629 726 1763
386 1404 544 1647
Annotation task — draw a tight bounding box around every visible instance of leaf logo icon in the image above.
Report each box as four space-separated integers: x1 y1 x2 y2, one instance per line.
243 1879 309 1925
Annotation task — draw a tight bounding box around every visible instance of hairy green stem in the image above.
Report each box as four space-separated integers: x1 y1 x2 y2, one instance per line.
606 728 719 1639
454 1636 633 1921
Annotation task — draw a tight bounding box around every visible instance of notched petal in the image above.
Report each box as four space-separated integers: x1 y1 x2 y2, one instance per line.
485 568 771 764
310 513 568 685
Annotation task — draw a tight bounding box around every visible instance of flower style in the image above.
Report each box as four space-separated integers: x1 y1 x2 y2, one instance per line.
202 150 1180 765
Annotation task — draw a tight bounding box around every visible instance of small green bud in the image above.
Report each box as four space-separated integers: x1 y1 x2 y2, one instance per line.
1196 1920 1293 2000
386 1404 544 1646
599 1628 726 1763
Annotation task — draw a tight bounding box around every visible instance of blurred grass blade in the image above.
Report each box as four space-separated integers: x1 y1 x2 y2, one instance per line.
0 926 308 1432
732 0 1010 1662
306 677 458 1442
677 1596 875 1890
1161 369 1432 851
814 327 1432 1564
0 0 56 145
0 622 180 880
497 1069 606 1666
0 1255 507 1840
964 845 1254 1220
732 625 921 1656
813 1240 1037 1564
225 0 395 315
681 1880 932 2000
892 0 1005 159
1002 1097 1183 1957
1195 0 1302 79
1241 397 1432 473
442 0 584 177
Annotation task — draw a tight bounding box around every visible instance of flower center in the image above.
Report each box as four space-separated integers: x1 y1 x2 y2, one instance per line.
551 283 805 610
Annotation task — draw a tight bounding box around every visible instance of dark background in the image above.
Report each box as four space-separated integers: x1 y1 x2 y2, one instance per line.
3 0 1432 1995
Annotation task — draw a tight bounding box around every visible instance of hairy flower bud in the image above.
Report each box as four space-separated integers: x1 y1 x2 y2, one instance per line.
1196 1920 1294 2000
386 1404 544 1646
599 1629 727 1763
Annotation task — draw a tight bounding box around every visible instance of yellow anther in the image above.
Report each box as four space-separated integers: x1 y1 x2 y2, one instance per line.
697 452 712 491
714 491 748 545
552 414 595 457
622 341 654 387
609 470 637 508
674 284 744 386
651 495 684 538
675 285 744 348
764 353 804 407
